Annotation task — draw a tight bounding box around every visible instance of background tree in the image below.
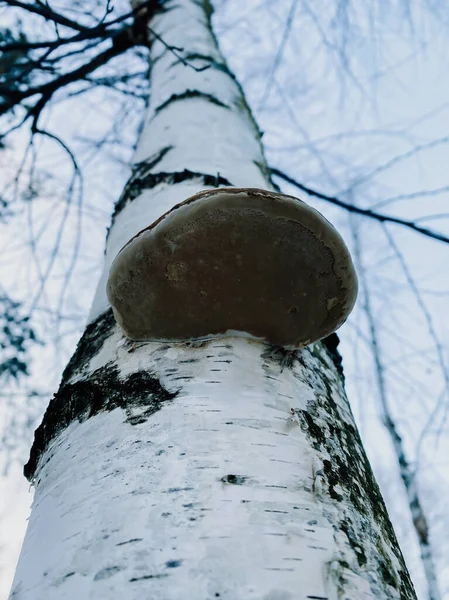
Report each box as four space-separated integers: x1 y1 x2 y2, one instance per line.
0 0 448 598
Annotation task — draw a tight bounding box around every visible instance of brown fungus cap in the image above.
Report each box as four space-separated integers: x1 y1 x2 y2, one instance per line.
106 187 358 348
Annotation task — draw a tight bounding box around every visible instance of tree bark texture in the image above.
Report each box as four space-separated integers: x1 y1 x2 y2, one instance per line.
10 1 416 599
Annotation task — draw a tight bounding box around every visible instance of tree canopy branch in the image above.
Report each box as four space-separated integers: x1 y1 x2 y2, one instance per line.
3 0 90 32
0 0 161 51
1 38 132 121
271 167 449 245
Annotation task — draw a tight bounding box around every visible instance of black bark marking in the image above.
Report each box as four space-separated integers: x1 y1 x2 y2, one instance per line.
339 518 367 568
61 309 116 385
112 169 232 220
264 485 287 489
165 559 182 568
261 344 305 371
94 566 122 581
129 574 168 581
264 509 288 514
112 146 173 220
321 333 344 378
185 340 208 348
170 54 231 75
262 337 344 377
154 90 230 114
116 538 143 546
135 147 174 172
167 51 265 144
221 474 246 485
253 160 281 191
24 364 178 481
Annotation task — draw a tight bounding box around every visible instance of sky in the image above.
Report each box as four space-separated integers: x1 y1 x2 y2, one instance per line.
1 0 449 598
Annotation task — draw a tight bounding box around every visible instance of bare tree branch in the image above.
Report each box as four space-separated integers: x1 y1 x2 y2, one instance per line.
3 0 90 32
271 167 449 245
1 39 132 124
0 0 162 50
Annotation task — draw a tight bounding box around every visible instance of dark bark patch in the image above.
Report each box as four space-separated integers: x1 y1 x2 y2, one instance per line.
296 367 416 597
129 574 168 581
340 518 367 567
154 90 230 115
94 566 122 581
112 146 173 221
221 474 246 485
185 340 208 348
112 169 232 221
399 570 415 600
61 309 116 385
321 332 344 378
322 459 343 501
165 560 182 568
135 147 173 173
24 364 178 481
379 560 399 588
297 409 325 447
261 344 305 371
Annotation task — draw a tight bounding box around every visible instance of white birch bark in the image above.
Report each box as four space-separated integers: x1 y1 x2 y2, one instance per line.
10 1 417 599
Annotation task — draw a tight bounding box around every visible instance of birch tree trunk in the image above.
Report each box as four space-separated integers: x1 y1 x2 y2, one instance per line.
10 1 417 599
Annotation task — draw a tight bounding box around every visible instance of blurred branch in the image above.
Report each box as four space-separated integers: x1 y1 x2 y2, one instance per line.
0 26 122 52
257 0 297 112
0 0 163 50
3 0 91 32
351 223 442 600
0 288 42 382
2 0 162 34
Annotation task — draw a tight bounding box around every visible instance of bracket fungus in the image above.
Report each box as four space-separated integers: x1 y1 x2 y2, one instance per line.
107 187 358 348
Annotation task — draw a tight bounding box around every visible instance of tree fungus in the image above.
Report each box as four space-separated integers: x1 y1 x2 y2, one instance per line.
107 188 358 347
